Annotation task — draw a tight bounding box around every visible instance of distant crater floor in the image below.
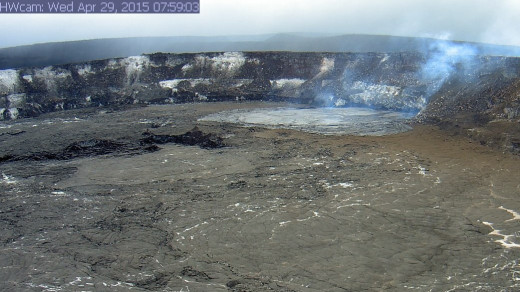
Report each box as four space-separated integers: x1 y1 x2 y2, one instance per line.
200 107 414 136
1 102 520 291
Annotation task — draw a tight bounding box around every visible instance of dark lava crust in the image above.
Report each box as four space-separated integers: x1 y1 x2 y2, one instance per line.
0 126 224 164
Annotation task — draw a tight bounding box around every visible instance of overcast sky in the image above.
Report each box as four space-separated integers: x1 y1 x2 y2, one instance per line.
1 0 519 48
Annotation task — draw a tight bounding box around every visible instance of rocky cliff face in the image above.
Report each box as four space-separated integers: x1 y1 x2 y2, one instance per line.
1 50 520 124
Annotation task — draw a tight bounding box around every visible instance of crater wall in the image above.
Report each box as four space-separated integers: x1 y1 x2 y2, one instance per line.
1 51 520 125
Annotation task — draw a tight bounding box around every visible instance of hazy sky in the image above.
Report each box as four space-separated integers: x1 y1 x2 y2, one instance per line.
1 0 519 48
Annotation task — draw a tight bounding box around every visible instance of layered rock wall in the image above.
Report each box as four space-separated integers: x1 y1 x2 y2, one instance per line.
1 51 520 123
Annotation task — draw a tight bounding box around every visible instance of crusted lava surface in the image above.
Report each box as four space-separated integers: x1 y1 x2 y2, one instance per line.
1 102 520 291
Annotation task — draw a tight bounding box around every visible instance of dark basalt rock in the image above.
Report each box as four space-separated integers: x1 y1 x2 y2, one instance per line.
62 139 127 157
226 279 241 288
0 139 159 163
181 266 212 280
141 127 225 149
0 130 25 137
0 127 224 164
